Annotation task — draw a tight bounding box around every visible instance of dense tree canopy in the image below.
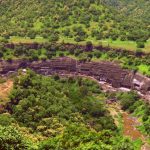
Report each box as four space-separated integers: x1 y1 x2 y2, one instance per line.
8 70 116 133
0 71 136 149
0 125 31 150
0 0 149 43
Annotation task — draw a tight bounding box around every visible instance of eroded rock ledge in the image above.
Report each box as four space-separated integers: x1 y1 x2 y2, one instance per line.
0 57 150 96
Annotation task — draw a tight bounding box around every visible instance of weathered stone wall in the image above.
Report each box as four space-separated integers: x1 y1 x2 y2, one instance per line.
0 57 150 94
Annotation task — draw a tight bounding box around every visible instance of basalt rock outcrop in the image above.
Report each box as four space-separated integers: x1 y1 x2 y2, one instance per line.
0 57 150 94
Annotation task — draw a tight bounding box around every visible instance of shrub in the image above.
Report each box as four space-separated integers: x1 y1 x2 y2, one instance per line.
136 41 145 48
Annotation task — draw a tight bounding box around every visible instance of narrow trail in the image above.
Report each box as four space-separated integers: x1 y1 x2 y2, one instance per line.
123 112 150 150
122 112 145 141
0 79 13 100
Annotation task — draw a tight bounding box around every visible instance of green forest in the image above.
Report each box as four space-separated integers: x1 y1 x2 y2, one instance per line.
0 71 149 149
0 0 149 51
0 0 150 149
0 71 136 149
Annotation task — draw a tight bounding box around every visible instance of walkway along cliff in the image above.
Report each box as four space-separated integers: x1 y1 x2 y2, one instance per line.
1 57 150 96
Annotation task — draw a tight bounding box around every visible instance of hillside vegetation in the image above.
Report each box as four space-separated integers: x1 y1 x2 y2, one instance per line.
1 43 150 77
0 1 150 149
0 71 137 149
103 0 150 23
0 0 149 50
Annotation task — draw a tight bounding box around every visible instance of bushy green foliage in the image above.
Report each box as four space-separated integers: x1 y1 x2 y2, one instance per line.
39 123 134 150
0 113 15 126
117 91 139 111
0 0 149 43
0 71 139 149
0 125 31 150
134 101 150 135
117 92 150 136
9 70 116 134
105 0 150 24
136 41 145 48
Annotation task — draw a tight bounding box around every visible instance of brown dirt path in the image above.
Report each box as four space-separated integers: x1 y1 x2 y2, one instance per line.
108 103 150 150
122 112 144 141
0 79 13 102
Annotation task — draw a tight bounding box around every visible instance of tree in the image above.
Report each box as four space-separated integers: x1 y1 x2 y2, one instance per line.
78 53 88 62
31 52 39 61
28 30 36 39
0 51 3 58
86 41 93 51
114 137 134 150
40 55 47 61
136 41 145 48
75 36 82 42
0 125 31 150
62 28 71 37
135 49 143 57
49 33 59 42
117 91 139 111
59 52 64 57
93 51 102 58
80 86 88 97
6 55 13 62
0 113 15 126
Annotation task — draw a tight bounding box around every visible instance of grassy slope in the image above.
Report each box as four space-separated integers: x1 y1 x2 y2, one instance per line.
8 36 150 52
0 0 149 52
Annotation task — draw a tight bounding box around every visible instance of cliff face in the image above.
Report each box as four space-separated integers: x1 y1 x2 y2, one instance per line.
0 57 150 94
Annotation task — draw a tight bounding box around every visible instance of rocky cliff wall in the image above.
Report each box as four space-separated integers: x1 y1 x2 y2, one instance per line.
0 57 150 94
